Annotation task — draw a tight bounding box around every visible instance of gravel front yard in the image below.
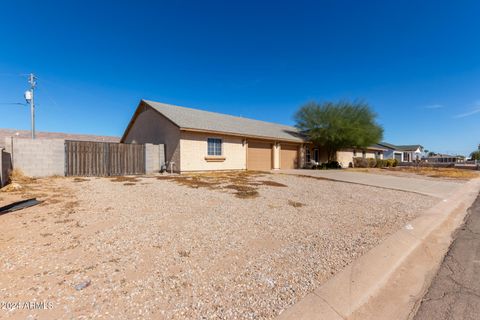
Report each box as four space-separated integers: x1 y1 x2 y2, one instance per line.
0 172 438 319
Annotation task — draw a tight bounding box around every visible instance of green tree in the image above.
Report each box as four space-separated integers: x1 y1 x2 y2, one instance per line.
295 100 384 161
471 150 480 160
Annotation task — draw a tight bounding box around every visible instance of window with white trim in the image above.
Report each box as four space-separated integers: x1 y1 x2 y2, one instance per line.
207 138 222 156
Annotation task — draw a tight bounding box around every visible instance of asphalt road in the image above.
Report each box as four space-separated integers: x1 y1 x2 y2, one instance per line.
414 193 480 320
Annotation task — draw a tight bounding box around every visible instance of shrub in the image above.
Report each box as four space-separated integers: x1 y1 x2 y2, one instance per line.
385 159 399 167
375 159 387 168
367 158 377 168
326 161 342 169
317 163 327 170
353 157 368 168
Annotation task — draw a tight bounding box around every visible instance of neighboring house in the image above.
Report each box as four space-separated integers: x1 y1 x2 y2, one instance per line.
305 144 386 168
425 154 465 164
121 100 304 173
377 142 424 162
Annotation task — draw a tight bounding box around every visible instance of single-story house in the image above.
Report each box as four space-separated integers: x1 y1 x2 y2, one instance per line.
121 100 305 172
121 100 393 172
425 154 465 164
377 142 424 162
305 144 387 168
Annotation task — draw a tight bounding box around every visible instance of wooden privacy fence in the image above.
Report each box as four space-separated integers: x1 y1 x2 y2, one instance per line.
65 141 145 176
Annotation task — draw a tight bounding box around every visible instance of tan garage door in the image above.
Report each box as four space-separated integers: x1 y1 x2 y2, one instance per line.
280 144 299 169
247 141 272 171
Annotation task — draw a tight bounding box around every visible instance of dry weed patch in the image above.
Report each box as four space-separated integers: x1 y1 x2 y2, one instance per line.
110 176 140 183
9 168 36 184
224 184 259 199
389 167 479 180
157 171 270 198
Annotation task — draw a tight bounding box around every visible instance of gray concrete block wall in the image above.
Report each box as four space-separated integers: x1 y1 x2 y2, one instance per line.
5 138 65 177
145 143 166 174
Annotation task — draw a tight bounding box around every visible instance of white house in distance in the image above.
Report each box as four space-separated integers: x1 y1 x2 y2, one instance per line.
377 142 424 162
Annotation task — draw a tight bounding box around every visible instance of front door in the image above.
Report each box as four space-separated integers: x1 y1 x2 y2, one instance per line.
314 149 319 162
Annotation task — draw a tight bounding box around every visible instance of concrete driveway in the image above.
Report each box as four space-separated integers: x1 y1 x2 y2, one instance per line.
275 169 465 199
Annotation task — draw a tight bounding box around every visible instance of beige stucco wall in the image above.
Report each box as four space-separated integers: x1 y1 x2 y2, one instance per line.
180 131 247 172
337 149 380 168
123 106 181 171
336 150 355 168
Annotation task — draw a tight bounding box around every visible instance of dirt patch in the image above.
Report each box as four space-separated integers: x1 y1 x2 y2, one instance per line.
288 200 305 208
224 184 260 199
157 171 269 198
168 176 221 189
123 182 136 186
110 176 140 183
73 177 90 183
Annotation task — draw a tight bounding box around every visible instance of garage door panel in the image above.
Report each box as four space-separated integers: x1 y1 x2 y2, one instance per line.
280 144 299 169
247 141 272 171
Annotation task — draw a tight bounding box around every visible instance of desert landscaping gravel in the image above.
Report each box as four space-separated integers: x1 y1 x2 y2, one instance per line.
0 172 438 319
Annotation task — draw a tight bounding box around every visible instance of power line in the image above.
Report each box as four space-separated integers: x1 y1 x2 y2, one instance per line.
0 102 27 105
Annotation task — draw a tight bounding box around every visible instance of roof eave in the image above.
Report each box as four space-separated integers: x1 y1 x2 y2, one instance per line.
180 127 305 143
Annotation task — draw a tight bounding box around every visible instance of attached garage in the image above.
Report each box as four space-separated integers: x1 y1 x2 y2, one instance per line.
280 144 299 169
247 141 272 171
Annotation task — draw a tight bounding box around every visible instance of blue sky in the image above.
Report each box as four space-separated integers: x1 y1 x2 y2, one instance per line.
0 0 479 155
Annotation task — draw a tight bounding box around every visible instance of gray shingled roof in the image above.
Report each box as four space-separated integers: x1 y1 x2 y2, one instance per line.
143 100 304 142
378 142 423 151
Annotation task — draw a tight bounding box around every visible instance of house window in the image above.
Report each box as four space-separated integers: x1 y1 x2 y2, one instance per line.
362 151 366 158
207 138 222 156
306 147 311 162
353 150 357 157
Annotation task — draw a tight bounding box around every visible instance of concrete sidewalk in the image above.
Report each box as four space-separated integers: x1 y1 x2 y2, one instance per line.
276 169 464 199
414 193 480 320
